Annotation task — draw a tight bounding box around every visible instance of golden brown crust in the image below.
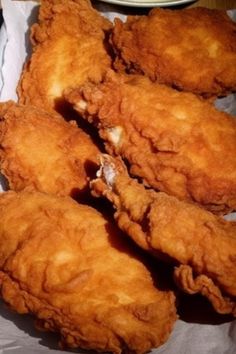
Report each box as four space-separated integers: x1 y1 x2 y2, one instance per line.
111 7 236 97
0 101 101 197
90 155 236 315
17 0 112 111
66 71 236 213
0 191 177 353
174 265 236 315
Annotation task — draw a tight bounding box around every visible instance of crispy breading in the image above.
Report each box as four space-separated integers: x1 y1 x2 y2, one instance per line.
110 7 236 97
0 101 101 197
17 0 112 111
65 71 236 213
0 190 177 354
90 155 236 316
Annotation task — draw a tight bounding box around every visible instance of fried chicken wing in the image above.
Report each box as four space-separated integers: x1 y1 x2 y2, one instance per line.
111 7 236 97
17 0 112 112
0 101 101 198
0 190 177 353
66 71 236 213
90 155 236 316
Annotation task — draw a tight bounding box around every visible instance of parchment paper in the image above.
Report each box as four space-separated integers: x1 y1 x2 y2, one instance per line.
0 1 236 353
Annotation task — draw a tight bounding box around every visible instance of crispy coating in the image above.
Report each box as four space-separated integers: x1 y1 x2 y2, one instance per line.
111 7 236 97
17 0 112 111
91 155 236 316
0 190 177 354
0 101 100 197
66 71 236 213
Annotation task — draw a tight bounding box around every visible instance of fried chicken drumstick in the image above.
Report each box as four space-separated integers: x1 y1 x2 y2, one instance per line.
0 191 177 354
66 72 236 213
17 0 112 112
111 7 236 97
91 155 236 316
0 101 100 198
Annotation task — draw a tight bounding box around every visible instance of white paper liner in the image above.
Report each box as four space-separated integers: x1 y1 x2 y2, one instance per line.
0 0 39 102
0 1 235 353
0 23 7 93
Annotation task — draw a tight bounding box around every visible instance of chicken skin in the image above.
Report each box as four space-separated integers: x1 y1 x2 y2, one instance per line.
111 7 236 97
0 190 177 354
17 0 112 112
0 101 100 198
91 154 236 316
66 71 236 213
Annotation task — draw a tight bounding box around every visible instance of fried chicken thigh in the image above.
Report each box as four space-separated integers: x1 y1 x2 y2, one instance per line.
17 0 112 112
91 155 236 316
0 101 100 197
66 72 236 213
111 7 236 97
0 190 177 353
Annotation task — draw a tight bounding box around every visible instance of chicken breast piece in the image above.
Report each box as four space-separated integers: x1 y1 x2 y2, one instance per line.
66 71 236 213
90 154 236 316
0 101 101 198
111 7 236 97
0 190 177 354
17 0 112 112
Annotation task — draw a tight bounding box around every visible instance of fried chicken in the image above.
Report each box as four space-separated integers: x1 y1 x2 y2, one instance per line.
0 190 177 353
110 7 236 97
17 0 112 112
0 101 101 198
65 71 236 213
91 155 236 316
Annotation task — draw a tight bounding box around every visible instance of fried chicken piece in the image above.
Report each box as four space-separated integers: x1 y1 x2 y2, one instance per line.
0 190 177 353
17 0 112 112
65 71 236 213
90 154 236 316
110 7 236 97
0 101 101 198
